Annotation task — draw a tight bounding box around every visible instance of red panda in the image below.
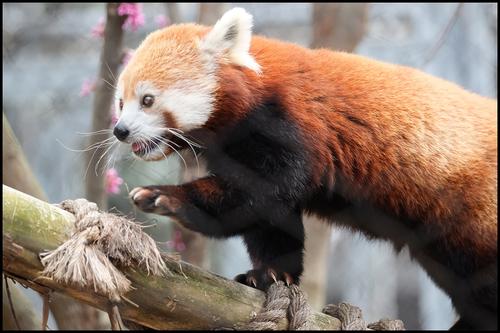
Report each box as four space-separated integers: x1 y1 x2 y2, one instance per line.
113 8 497 330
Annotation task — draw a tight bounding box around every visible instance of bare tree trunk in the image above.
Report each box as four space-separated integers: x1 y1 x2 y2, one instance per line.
3 114 110 330
166 3 181 24
85 3 126 210
198 3 230 25
302 3 369 310
311 3 369 51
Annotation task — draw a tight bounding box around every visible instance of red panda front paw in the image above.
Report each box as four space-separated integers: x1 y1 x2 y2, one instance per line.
129 187 181 215
234 267 295 291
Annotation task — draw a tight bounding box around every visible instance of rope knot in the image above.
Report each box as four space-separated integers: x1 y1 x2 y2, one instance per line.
40 198 170 300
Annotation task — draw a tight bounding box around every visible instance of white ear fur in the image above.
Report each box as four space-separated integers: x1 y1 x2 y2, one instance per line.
200 7 261 73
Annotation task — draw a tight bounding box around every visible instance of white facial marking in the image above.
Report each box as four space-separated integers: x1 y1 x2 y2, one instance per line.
199 7 261 73
158 79 216 131
114 81 170 160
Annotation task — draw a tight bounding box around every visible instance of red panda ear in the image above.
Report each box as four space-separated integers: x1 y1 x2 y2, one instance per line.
199 7 261 73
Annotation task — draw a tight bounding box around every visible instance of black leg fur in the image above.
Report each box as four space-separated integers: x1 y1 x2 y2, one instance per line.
237 210 305 290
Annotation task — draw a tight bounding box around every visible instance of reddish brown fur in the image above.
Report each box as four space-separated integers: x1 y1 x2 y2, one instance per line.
126 23 497 329
208 34 497 263
210 33 497 329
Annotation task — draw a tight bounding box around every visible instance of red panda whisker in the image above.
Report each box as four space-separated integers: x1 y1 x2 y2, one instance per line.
82 137 117 181
134 133 163 159
150 134 181 148
162 128 204 148
84 137 116 150
134 134 149 150
154 127 202 175
76 129 113 136
149 137 170 162
56 136 115 153
164 127 186 135
104 61 117 83
95 140 119 176
167 144 188 171
104 142 123 174
160 129 201 175
57 136 118 183
155 137 188 170
152 135 189 170
101 78 117 91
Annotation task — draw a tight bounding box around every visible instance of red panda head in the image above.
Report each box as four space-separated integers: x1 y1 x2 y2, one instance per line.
114 7 260 161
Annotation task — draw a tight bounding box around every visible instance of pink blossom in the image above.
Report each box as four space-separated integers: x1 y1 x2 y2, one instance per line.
80 78 96 97
166 230 186 252
155 14 169 28
91 17 105 38
121 48 135 66
117 3 145 32
105 168 123 194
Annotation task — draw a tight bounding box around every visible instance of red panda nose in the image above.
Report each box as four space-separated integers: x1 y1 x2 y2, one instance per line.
113 124 130 142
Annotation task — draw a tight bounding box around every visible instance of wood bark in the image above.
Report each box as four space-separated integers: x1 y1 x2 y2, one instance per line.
2 185 341 330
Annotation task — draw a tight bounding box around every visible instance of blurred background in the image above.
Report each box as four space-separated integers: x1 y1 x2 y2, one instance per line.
2 2 497 330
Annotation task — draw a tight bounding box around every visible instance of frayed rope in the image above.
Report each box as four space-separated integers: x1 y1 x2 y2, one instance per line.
39 198 170 300
245 281 405 330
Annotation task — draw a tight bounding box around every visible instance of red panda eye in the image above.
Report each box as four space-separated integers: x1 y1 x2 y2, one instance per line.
119 99 123 110
142 95 154 108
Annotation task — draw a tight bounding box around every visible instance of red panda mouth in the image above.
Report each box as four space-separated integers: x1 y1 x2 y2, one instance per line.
131 138 163 156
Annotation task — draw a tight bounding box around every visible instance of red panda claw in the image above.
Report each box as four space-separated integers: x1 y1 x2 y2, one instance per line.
267 269 278 283
283 272 293 286
248 277 257 288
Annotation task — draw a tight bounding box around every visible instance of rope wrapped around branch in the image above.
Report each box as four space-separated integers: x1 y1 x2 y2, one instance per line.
246 281 405 330
39 198 170 301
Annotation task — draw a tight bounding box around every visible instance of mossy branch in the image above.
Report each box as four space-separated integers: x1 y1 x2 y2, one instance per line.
2 185 340 330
